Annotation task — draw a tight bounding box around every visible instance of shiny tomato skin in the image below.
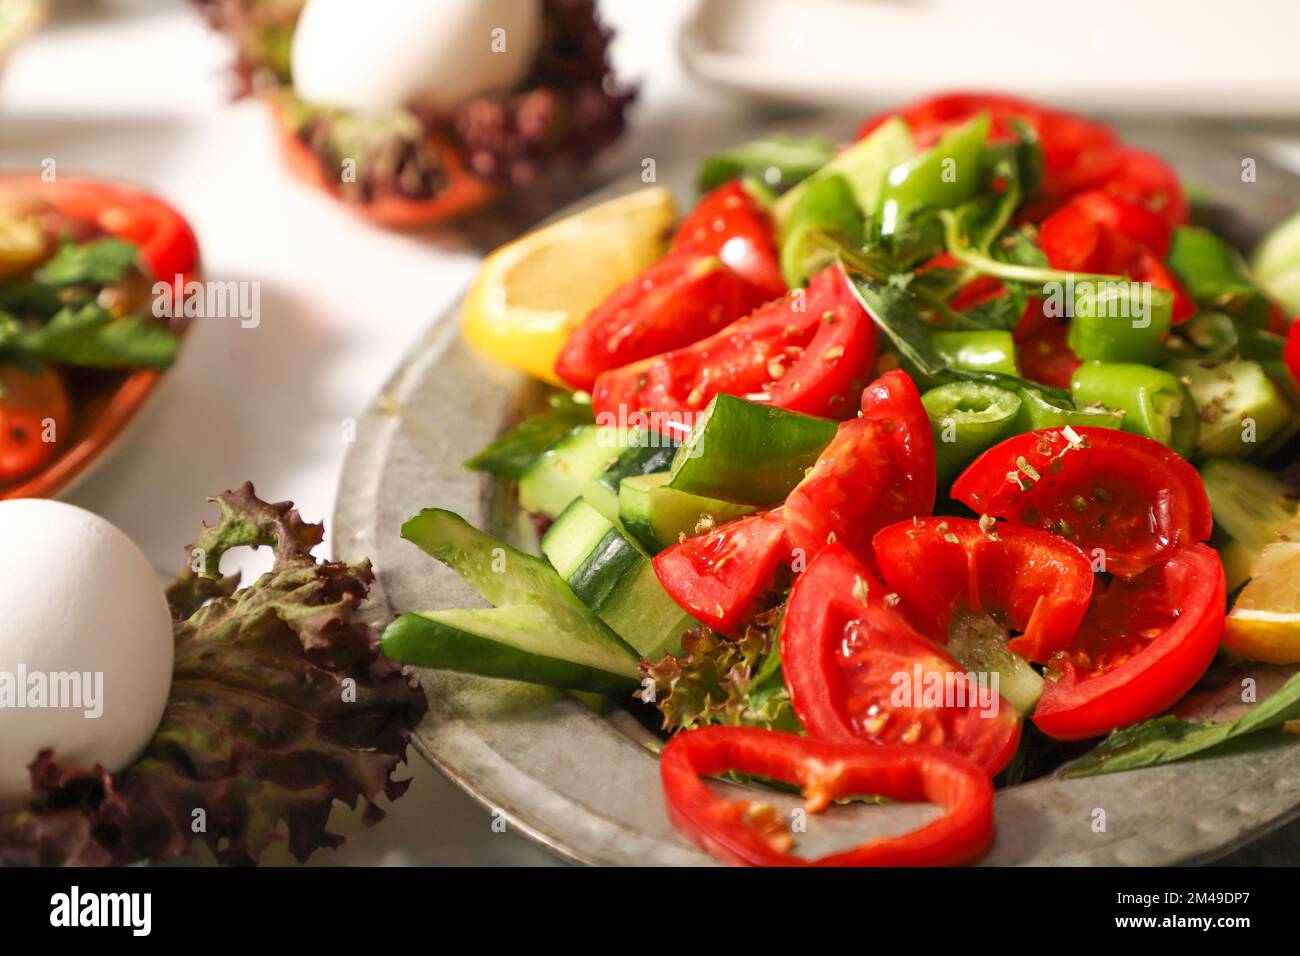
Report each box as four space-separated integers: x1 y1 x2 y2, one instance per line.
554 250 772 391
591 265 877 429
0 363 72 483
783 369 935 570
1064 190 1172 257
1054 145 1189 227
660 725 995 866
951 427 1213 577
1014 309 1080 390
873 517 1093 663
1034 544 1225 740
672 182 786 298
780 544 1021 775
1285 320 1300 386
652 510 786 635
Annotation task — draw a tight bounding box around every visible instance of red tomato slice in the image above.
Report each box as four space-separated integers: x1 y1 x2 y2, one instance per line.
1034 544 1225 740
781 544 1021 775
0 362 71 483
652 510 786 634
592 265 877 429
1038 198 1195 323
1064 190 1172 257
783 369 935 570
1 175 200 292
671 182 786 298
660 725 994 866
1013 307 1080 390
951 427 1213 577
1053 145 1189 227
555 250 772 390
872 516 1093 663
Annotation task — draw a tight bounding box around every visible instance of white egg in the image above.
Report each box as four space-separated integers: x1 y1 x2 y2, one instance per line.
0 500 173 799
291 0 544 115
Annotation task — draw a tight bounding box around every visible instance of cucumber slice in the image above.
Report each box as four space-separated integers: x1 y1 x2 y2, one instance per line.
618 472 755 554
382 610 637 695
1201 458 1298 590
946 609 1043 715
1165 359 1294 458
596 431 677 494
542 498 695 660
518 423 628 520
385 509 640 687
669 393 838 505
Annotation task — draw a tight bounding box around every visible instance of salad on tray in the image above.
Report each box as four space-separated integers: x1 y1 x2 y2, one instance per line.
379 92 1300 866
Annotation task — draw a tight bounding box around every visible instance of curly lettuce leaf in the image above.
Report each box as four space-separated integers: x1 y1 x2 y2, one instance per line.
642 612 800 734
0 483 427 866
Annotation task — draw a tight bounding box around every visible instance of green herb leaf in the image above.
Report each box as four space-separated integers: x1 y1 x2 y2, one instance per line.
1058 670 1300 778
33 238 139 288
21 302 179 369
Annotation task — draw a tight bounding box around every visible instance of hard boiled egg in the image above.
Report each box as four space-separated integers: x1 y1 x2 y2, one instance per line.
0 500 173 799
291 0 543 115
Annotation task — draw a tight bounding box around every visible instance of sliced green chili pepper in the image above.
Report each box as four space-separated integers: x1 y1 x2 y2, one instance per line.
1164 358 1295 458
879 113 990 236
1070 361 1199 458
1067 282 1172 363
1167 227 1271 327
1012 386 1125 433
931 330 1019 377
779 174 865 287
696 134 838 194
921 381 1021 484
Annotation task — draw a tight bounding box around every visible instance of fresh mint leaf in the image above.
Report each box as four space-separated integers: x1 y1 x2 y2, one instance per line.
1058 669 1300 778
34 238 139 289
21 302 179 369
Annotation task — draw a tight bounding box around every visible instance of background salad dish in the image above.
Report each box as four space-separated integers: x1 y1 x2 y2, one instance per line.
368 92 1300 866
0 176 197 499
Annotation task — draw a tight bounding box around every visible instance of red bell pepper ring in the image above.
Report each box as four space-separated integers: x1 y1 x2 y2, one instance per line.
671 181 786 298
554 249 772 391
780 544 1021 776
1034 544 1226 740
651 510 786 635
951 427 1213 577
660 725 995 866
591 264 877 430
872 516 1093 663
783 369 935 571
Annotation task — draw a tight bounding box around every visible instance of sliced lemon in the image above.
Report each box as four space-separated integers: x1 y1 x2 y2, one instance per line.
0 209 47 279
461 186 678 384
1224 527 1300 663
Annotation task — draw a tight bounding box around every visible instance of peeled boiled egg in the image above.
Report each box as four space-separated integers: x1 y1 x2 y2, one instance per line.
291 0 543 115
0 499 173 799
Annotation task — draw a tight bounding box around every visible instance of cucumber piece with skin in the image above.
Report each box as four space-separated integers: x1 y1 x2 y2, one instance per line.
669 394 838 505
383 509 640 689
541 498 695 661
1201 458 1299 591
596 431 677 494
619 472 755 554
517 423 628 520
1165 358 1293 458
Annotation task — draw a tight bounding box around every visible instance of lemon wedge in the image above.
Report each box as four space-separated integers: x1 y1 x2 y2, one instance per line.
0 209 47 279
1224 523 1300 664
460 186 678 384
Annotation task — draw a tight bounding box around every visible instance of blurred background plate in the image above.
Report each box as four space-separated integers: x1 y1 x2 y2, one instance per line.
336 116 1300 866
681 0 1300 117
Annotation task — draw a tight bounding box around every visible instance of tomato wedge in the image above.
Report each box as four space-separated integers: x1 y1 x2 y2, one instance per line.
1285 320 1300 387
671 181 786 298
951 427 1213 577
660 725 994 866
652 510 786 634
0 362 71 483
783 369 935 570
592 265 877 427
781 544 1021 775
873 517 1093 663
1051 145 1189 227
555 249 772 390
1034 544 1225 740
1013 307 1079 390
1038 195 1194 322
1 174 200 293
